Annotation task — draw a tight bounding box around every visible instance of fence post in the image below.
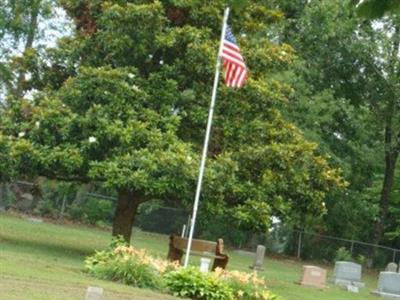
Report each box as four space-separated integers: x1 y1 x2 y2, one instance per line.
297 231 302 259
60 195 67 219
181 224 186 238
350 240 354 256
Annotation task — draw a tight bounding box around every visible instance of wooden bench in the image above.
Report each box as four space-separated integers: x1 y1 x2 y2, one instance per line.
167 235 229 270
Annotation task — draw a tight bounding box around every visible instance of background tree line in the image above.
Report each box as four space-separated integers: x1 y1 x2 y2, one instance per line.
0 0 399 264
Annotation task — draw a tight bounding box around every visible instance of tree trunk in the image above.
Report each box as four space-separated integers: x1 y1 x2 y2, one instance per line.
112 189 142 243
373 150 398 245
15 2 39 97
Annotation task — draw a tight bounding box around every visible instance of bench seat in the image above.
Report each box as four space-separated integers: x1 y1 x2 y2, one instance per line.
167 235 229 270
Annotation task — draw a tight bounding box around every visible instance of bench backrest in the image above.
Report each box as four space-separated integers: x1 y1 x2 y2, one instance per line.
172 236 217 253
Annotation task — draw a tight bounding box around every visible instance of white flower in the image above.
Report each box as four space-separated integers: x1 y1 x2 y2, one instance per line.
88 136 97 143
35 121 40 128
128 73 135 79
132 85 140 92
241 33 247 38
148 54 153 59
322 202 326 208
159 60 164 65
18 132 26 138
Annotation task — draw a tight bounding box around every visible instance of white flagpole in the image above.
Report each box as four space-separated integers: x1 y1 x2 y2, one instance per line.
184 7 230 268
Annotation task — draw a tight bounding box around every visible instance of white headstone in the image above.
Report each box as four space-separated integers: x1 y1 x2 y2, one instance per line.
85 287 103 300
375 272 400 297
331 261 365 288
250 245 266 270
346 285 359 293
386 262 398 273
199 258 211 273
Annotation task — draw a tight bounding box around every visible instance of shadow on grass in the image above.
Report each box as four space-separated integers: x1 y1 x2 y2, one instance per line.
0 234 97 259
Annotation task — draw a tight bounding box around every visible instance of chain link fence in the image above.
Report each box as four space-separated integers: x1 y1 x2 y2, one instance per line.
1 181 399 268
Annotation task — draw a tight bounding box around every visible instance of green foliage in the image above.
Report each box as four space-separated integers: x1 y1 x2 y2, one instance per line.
355 0 400 19
1 0 345 239
89 254 162 289
334 247 367 266
163 267 234 300
85 244 162 289
334 247 353 262
62 197 113 225
164 267 281 300
0 134 14 181
271 0 400 247
85 237 280 300
355 254 367 266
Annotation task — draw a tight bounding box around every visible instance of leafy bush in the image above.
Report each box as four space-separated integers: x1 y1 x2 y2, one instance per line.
163 267 234 300
67 198 113 224
334 247 353 262
84 237 177 289
355 254 367 266
84 199 113 224
163 267 280 300
85 237 280 300
215 268 281 300
34 199 58 218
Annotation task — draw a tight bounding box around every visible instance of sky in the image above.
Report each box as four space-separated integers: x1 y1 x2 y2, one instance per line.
0 5 72 101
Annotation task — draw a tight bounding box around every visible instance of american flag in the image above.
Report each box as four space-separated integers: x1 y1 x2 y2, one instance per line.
221 25 248 88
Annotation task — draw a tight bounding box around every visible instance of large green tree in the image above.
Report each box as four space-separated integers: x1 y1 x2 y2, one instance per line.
272 0 400 248
0 0 344 242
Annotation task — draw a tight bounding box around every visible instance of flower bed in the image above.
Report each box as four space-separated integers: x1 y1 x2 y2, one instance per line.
84 237 281 300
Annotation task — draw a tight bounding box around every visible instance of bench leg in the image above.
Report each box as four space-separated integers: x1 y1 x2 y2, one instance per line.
212 254 229 271
167 236 184 265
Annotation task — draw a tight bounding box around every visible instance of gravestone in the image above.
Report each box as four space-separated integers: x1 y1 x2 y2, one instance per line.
250 245 266 271
15 193 34 211
386 262 398 273
346 285 359 293
200 258 211 273
331 261 365 288
299 265 327 288
85 287 103 300
373 272 400 299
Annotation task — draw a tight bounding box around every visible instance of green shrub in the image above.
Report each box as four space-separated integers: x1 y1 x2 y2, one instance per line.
163 267 234 300
85 238 175 290
334 247 353 262
84 199 112 225
92 255 161 288
67 203 85 221
356 254 367 266
67 199 112 224
85 238 280 300
215 268 281 300
34 199 58 217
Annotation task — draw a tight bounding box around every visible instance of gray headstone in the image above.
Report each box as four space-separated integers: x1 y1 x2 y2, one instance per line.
85 287 103 300
250 245 266 270
386 263 398 273
331 261 365 288
377 272 400 295
15 193 34 211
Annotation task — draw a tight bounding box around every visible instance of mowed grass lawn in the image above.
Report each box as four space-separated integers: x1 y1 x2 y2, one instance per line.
0 213 381 300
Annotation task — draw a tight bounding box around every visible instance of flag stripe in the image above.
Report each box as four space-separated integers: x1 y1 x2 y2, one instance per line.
222 48 244 62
